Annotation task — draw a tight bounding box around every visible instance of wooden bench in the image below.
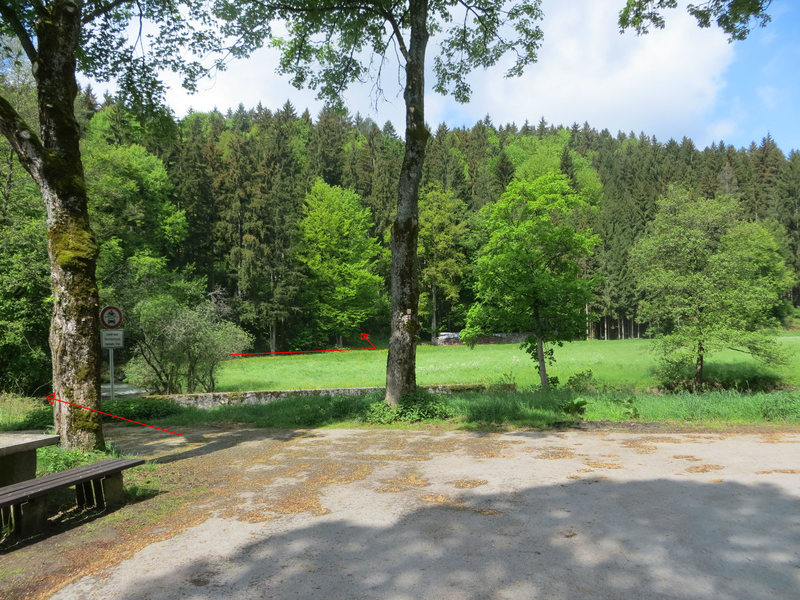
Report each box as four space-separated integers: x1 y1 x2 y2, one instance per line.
0 458 144 537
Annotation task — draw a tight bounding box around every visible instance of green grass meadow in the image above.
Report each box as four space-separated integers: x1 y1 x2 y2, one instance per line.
216 336 800 392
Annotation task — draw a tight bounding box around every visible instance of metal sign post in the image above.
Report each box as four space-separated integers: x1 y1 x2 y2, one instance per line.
110 347 115 402
100 309 124 403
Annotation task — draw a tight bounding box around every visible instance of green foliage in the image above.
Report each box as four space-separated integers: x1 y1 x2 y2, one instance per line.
83 117 187 288
0 57 50 394
618 0 772 41
101 397 183 422
126 292 253 394
363 390 456 424
612 395 641 420
462 173 598 386
36 443 122 477
418 185 469 337
0 209 51 394
215 1 544 104
566 369 596 392
631 188 793 387
558 396 588 417
297 179 382 345
759 394 800 422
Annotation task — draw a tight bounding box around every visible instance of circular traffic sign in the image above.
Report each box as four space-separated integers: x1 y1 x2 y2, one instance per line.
100 305 123 329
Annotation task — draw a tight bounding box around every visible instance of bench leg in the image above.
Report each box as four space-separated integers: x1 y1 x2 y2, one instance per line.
1 506 12 533
102 473 125 507
91 478 106 508
17 496 48 537
77 481 97 508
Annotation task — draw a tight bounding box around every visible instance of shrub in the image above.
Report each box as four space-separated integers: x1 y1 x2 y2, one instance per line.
363 390 456 424
102 397 183 421
566 369 595 392
612 394 641 420
558 396 587 417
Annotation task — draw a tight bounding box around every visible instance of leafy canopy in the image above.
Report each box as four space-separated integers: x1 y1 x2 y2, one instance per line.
618 0 772 41
297 179 383 341
461 173 598 361
629 187 793 384
214 0 544 104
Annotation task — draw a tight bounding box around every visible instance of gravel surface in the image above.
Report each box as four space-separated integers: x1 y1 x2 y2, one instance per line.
15 427 800 599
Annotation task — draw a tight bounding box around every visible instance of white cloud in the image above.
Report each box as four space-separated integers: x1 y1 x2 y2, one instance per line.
431 0 735 143
84 0 736 146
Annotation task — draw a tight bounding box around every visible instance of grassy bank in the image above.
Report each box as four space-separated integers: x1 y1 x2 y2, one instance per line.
4 389 799 433
215 336 800 392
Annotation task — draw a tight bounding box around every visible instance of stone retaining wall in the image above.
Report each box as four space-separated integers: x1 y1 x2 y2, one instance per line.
153 383 511 410
433 332 532 346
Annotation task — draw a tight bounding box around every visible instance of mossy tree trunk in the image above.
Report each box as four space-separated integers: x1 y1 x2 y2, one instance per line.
0 0 104 450
385 0 430 406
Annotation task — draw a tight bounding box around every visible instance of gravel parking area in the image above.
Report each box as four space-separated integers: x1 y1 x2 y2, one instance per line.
5 426 800 599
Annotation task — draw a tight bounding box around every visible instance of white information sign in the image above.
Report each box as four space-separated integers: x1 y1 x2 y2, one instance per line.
101 329 124 349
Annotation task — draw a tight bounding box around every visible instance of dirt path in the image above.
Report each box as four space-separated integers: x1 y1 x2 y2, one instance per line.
3 425 800 599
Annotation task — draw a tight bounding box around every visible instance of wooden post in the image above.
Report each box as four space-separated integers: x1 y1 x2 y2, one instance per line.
17 496 47 537
101 473 125 507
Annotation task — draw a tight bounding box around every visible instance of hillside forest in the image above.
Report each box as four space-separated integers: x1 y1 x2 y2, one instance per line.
2 74 799 395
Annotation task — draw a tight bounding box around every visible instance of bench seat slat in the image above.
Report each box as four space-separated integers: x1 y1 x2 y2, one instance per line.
1 459 144 495
0 458 144 508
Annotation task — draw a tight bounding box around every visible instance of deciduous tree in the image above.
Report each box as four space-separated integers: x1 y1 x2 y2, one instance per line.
297 180 383 347
629 188 792 389
461 173 598 389
0 0 228 449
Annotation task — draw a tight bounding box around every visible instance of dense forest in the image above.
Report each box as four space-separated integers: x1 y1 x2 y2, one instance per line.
2 70 799 394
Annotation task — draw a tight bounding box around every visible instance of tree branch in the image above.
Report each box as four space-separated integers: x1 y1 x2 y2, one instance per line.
0 1 38 64
82 0 134 25
381 9 409 62
0 91 44 185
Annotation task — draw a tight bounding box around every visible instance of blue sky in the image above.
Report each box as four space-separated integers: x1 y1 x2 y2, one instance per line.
110 0 799 154
708 1 800 153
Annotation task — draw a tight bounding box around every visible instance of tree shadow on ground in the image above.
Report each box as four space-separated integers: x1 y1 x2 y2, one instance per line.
95 478 799 599
105 425 318 465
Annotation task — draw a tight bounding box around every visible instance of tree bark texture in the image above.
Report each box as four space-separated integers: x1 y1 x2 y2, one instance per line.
385 0 430 405
0 0 104 449
536 335 549 390
430 285 437 344
694 341 704 390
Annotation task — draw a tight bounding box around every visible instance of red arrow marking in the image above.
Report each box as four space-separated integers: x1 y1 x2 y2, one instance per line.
231 334 376 356
47 393 182 436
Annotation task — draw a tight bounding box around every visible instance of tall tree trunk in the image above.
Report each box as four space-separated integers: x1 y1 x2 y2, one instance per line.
386 0 430 405
694 341 704 390
604 316 608 341
585 304 589 339
0 1 105 449
620 317 625 340
270 317 277 354
430 285 437 344
536 334 549 390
